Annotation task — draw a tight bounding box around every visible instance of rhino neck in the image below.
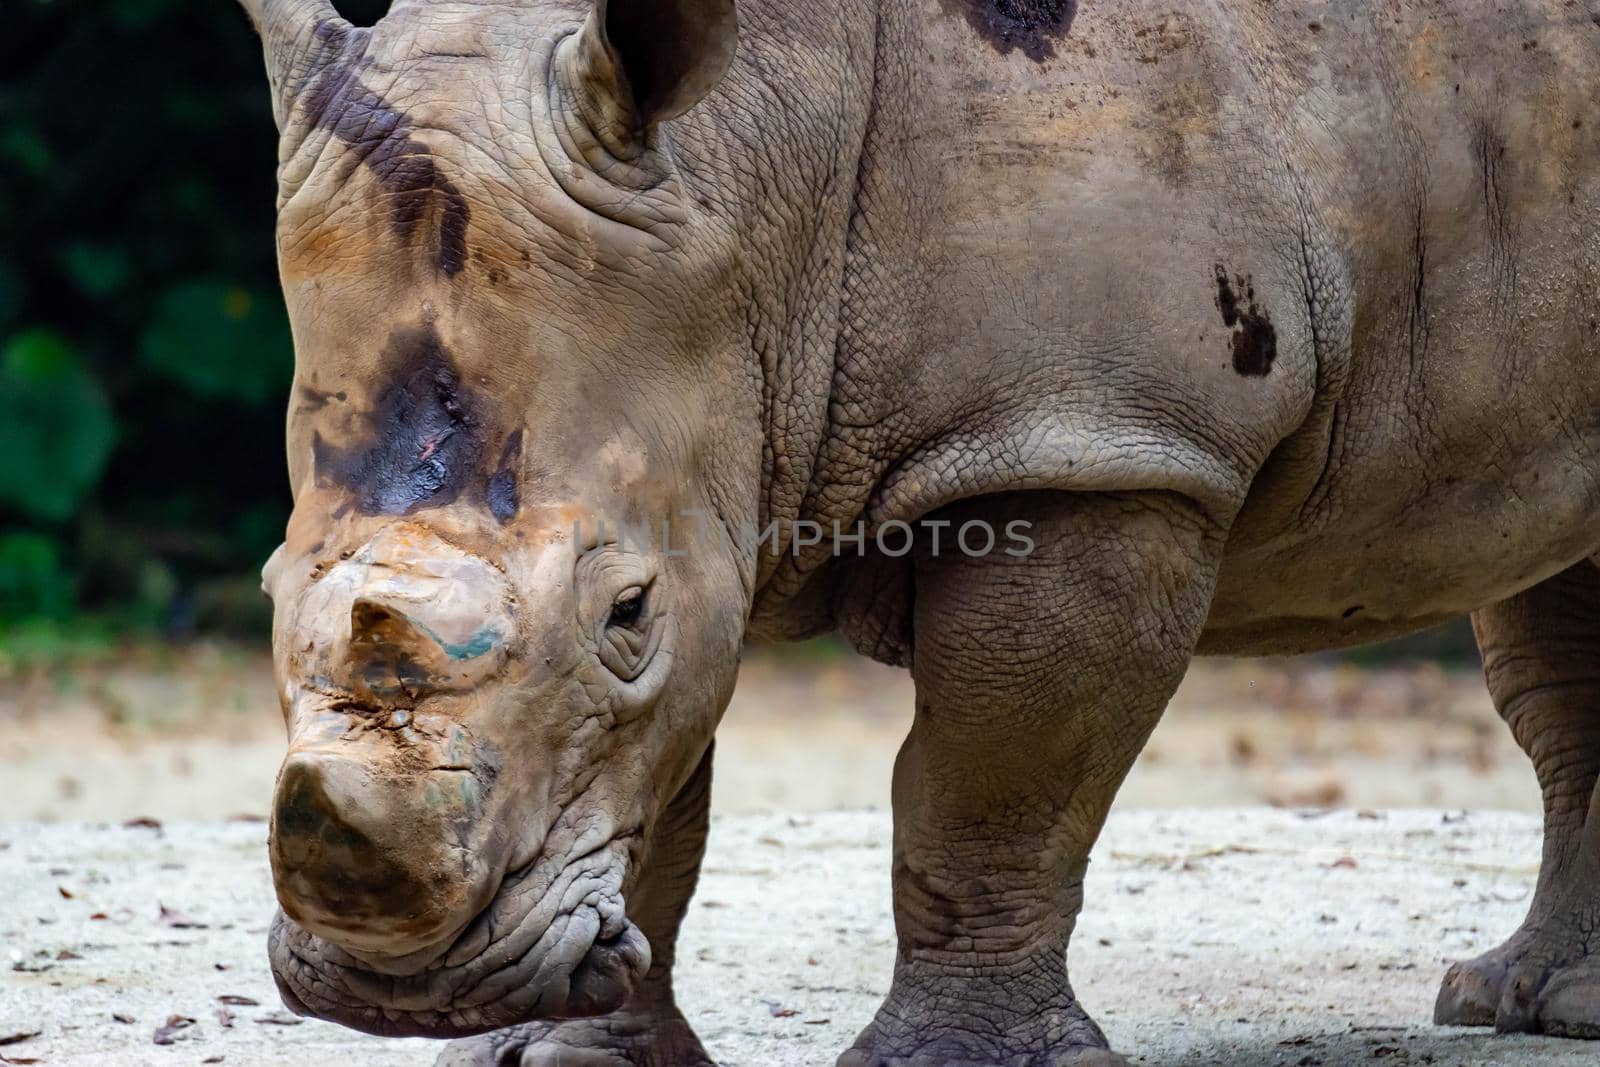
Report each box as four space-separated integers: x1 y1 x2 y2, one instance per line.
732 0 945 641
630 1 884 598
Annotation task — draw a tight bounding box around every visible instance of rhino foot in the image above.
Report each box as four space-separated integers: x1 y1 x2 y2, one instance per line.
1436 912 1600 1037
837 1044 1125 1067
837 1051 1124 1067
1496 954 1600 1039
435 1008 714 1067
1434 928 1535 1028
837 990 1125 1067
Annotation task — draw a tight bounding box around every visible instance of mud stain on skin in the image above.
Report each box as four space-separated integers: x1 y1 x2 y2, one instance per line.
297 384 348 412
487 430 522 525
944 0 1078 62
1213 265 1277 377
312 323 484 515
303 21 471 277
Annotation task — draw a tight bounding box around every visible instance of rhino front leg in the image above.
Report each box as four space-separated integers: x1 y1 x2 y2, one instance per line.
1436 560 1600 1038
840 492 1221 1067
439 745 716 1067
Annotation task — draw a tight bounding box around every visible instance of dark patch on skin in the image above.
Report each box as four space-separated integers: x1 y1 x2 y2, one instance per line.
1214 267 1242 328
473 742 501 795
312 323 484 515
1213 265 1277 377
303 21 471 277
297 384 348 412
487 430 522 525
944 0 1077 63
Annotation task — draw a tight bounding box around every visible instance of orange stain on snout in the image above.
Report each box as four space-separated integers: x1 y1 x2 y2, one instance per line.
1405 19 1444 87
278 211 393 284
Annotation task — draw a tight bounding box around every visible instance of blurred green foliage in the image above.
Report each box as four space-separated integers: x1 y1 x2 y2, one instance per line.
0 330 116 523
0 0 277 638
0 0 380 645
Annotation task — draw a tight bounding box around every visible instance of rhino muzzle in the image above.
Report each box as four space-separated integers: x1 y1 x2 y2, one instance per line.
264 524 653 1035
268 838 651 1038
270 747 491 957
269 526 512 956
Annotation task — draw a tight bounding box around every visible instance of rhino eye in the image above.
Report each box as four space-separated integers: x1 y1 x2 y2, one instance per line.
608 587 646 629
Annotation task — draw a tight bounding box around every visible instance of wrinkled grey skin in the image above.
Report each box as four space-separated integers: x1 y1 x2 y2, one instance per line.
239 0 1600 1063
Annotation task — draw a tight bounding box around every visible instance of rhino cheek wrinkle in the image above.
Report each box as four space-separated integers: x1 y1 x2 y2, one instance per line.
301 22 472 278
240 0 1600 1059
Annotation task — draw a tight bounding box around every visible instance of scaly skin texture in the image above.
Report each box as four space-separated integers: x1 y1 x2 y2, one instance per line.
1435 563 1600 1038
438 747 715 1066
234 0 1600 1062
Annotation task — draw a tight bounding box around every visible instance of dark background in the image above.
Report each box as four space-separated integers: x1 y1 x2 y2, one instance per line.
0 0 392 650
0 0 1476 662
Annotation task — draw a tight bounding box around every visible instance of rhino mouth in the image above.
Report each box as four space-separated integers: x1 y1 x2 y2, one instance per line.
267 833 650 1038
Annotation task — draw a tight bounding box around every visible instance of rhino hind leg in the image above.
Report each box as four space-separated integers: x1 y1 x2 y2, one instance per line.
838 491 1221 1067
1435 561 1600 1038
438 747 717 1067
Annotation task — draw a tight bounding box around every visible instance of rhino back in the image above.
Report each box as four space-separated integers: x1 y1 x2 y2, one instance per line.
746 0 1600 656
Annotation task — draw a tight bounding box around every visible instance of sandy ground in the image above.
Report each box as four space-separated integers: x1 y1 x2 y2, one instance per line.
0 809 1583 1067
0 645 1539 822
0 645 1560 1064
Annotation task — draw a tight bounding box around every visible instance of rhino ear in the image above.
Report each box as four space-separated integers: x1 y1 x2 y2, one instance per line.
572 0 738 137
238 0 353 132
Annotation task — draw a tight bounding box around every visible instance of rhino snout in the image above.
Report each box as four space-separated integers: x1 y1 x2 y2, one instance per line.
269 749 493 961
281 523 517 702
264 526 682 1032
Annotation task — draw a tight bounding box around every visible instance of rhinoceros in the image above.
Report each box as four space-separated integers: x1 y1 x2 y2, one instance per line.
240 0 1600 1062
